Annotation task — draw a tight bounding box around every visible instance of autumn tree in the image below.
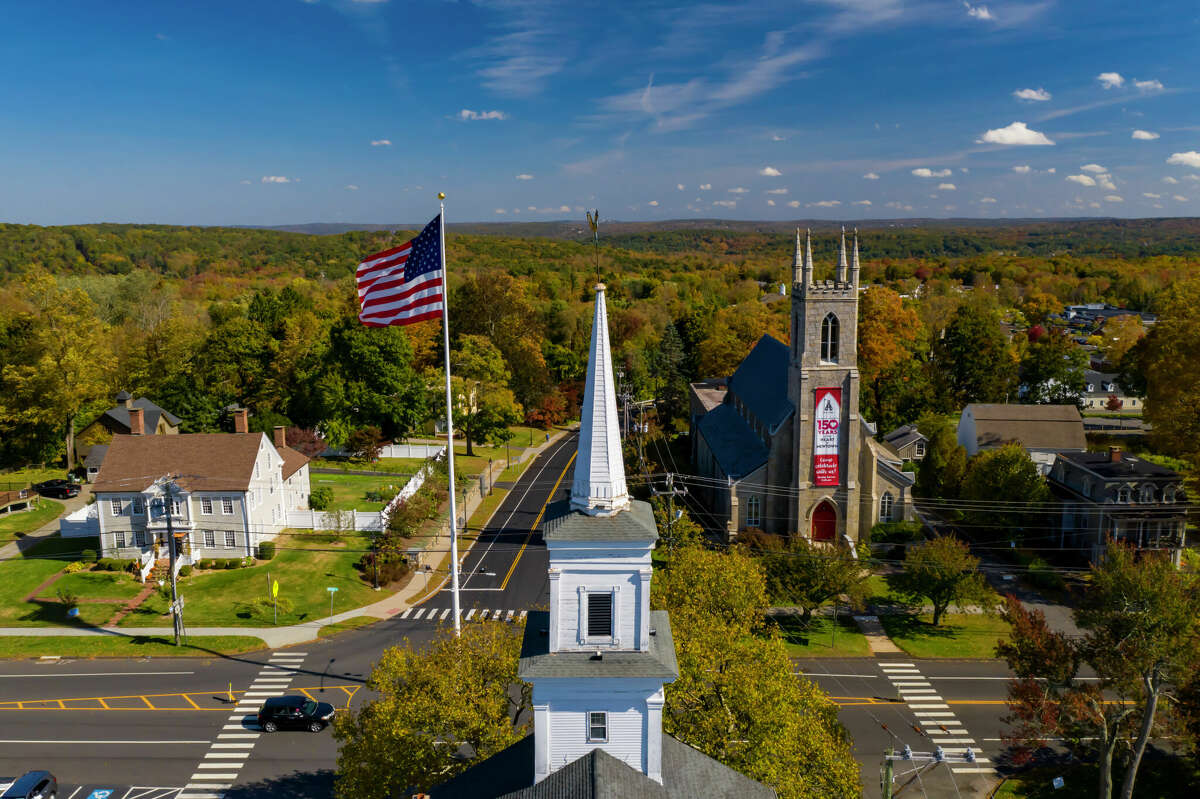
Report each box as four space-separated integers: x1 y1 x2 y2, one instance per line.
1128 279 1200 463
932 299 1017 407
997 544 1200 799
332 622 528 799
1020 326 1087 405
959 442 1050 535
893 536 992 625
739 532 868 624
697 301 787 377
1097 314 1146 366
1020 290 1062 326
449 335 522 456
857 286 927 426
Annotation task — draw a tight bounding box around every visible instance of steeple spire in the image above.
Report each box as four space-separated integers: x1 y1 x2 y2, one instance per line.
850 228 861 287
570 283 630 516
792 228 803 286
801 228 813 296
836 226 848 284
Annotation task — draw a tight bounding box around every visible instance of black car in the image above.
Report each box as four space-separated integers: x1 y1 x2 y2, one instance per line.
32 480 79 500
0 771 56 799
257 695 335 732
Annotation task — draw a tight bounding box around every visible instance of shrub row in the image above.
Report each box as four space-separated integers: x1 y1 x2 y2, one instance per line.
95 558 138 572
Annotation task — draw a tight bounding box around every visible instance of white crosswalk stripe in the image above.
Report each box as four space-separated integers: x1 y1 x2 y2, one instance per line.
465 608 476 620
440 608 451 620
405 608 529 622
400 607 413 619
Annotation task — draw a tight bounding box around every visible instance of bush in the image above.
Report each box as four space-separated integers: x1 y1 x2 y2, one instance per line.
869 520 925 546
81 548 98 563
309 486 333 511
1025 556 1066 592
124 559 139 574
63 561 88 574
179 565 193 577
257 541 276 560
358 552 411 585
55 587 78 608
222 559 239 569
96 558 119 571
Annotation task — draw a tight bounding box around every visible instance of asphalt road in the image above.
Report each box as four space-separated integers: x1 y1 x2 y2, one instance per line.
0 433 579 799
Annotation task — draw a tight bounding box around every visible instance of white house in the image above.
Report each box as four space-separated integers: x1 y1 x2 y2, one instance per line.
957 403 1087 475
68 412 310 561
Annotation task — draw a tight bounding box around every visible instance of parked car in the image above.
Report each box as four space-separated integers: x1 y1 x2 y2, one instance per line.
257 695 335 733
32 480 79 499
0 771 56 799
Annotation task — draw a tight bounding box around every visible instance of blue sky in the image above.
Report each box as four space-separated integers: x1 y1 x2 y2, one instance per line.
1 0 1197 225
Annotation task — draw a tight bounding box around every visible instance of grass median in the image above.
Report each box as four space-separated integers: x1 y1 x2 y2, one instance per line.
772 614 872 657
878 612 1010 658
0 635 267 659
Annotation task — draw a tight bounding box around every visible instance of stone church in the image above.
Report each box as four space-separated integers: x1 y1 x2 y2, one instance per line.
690 229 914 545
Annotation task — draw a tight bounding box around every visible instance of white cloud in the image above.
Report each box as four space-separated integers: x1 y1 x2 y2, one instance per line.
1046 168 1056 174
1013 87 1051 102
852 200 872 206
771 134 786 142
1012 165 1033 174
648 200 659 206
1143 192 1161 199
1089 202 1101 208
787 200 801 208
960 167 970 173
370 139 392 147
239 179 251 185
729 187 749 194
1132 129 1160 140
557 205 571 213
885 201 914 211
515 173 534 180
1167 152 1200 168
759 166 782 177
1173 195 1189 202
459 109 507 121
963 2 994 20
713 200 737 208
528 206 537 211
1067 174 1097 186
1186 175 1200 182
676 183 685 190
912 167 953 178
1134 79 1164 92
1080 164 1106 173
938 183 957 190
1104 195 1124 203
494 208 507 214
766 188 789 195
344 184 359 191
261 176 291 183
863 172 880 180
767 199 776 206
980 197 998 203
699 183 712 190
977 121 1055 146
1163 176 1179 184
807 200 841 207
1097 174 1117 191
1097 72 1125 90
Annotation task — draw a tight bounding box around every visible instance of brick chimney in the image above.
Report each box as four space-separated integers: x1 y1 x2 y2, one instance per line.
129 407 145 436
273 425 287 449
1110 446 1122 463
233 408 249 434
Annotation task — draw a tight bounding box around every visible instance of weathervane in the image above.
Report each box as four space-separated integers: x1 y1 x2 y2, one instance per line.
586 209 600 286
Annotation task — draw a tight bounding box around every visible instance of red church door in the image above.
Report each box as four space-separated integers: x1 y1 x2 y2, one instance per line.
811 501 837 542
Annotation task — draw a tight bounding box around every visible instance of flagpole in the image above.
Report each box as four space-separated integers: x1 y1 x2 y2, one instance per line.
437 192 462 636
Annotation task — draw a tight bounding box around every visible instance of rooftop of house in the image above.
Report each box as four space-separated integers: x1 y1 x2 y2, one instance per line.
518 610 678 681
101 396 182 434
543 499 659 544
1056 451 1182 481
83 444 109 469
431 729 776 799
962 403 1086 452
688 380 727 415
92 433 301 493
882 424 926 450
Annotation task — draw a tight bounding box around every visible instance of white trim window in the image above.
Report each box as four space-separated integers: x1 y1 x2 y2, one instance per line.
224 530 237 549
110 498 124 516
222 497 234 515
587 711 608 743
201 497 213 515
879 492 894 522
745 495 762 528
131 497 145 515
114 531 126 548
1118 486 1132 504
914 441 926 458
203 530 215 548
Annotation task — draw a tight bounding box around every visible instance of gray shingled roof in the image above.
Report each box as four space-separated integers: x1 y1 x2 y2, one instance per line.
883 424 925 450
964 403 1086 452
543 499 658 543
697 404 768 479
432 733 777 798
726 335 793 432
104 397 182 433
83 444 109 469
518 611 678 681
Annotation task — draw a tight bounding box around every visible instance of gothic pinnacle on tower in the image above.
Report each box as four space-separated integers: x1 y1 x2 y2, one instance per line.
792 228 803 286
801 228 813 296
836 225 848 284
850 228 861 287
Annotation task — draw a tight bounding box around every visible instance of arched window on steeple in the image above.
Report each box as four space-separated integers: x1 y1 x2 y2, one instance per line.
820 313 839 363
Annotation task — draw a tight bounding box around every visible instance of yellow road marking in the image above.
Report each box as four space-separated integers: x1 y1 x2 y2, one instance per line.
183 693 200 709
499 450 576 591
0 684 361 712
141 695 154 708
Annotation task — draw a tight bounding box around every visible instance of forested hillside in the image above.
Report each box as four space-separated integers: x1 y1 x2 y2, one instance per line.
0 220 1196 471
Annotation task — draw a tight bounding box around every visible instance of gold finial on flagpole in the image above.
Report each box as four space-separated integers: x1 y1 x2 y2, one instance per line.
438 192 445 200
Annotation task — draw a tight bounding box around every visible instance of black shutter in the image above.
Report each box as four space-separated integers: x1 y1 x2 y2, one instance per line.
587 593 613 637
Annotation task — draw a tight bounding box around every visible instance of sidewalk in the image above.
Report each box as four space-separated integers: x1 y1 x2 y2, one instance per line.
0 425 577 652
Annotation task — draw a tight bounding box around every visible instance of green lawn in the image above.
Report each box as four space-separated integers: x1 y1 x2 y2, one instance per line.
863 574 913 607
879 612 1010 658
0 466 68 490
121 535 382 627
0 536 101 626
311 472 410 511
318 616 380 637
772 614 872 657
310 457 425 474
0 635 267 658
48 570 143 601
0 499 65 543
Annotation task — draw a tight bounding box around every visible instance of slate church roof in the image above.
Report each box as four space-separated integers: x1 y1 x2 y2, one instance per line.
431 733 777 799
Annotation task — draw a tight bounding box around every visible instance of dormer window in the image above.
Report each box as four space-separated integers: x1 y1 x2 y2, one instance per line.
820 314 839 363
1117 486 1131 504
1165 486 1177 504
587 592 613 638
1140 485 1155 504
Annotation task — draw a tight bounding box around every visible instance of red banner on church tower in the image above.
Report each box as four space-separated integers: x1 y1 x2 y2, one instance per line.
813 388 841 486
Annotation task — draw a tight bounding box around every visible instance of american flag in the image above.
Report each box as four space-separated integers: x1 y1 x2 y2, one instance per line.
356 214 444 327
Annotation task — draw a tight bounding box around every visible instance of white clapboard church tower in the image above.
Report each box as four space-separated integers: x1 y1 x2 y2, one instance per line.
432 285 775 799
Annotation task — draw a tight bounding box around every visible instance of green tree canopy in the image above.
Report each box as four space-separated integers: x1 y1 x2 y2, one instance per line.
933 299 1017 406
893 536 993 625
960 442 1050 536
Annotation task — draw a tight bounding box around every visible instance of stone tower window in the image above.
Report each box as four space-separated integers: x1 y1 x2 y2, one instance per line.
746 495 761 528
820 314 839 363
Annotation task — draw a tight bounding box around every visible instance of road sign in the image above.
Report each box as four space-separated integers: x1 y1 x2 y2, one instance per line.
327 586 339 593
272 579 279 598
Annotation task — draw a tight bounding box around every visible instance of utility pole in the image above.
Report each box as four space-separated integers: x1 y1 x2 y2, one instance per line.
881 744 979 798
157 476 184 647
652 473 688 555
881 747 894 799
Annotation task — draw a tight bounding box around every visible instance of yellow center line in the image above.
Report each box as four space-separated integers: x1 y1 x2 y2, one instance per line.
499 450 576 591
141 695 155 709
183 693 200 709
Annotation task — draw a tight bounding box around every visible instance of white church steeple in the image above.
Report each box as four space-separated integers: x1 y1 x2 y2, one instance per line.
570 283 630 516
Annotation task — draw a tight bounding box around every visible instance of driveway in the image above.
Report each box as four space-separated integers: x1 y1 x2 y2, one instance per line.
0 486 94 560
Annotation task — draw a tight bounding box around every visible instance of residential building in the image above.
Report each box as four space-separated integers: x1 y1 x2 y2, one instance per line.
431 284 774 798
1080 369 1143 412
76 390 182 476
691 229 914 544
1049 447 1188 563
881 424 928 463
957 403 1086 475
69 411 310 560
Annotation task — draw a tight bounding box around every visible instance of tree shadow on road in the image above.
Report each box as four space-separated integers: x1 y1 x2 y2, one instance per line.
223 769 335 799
